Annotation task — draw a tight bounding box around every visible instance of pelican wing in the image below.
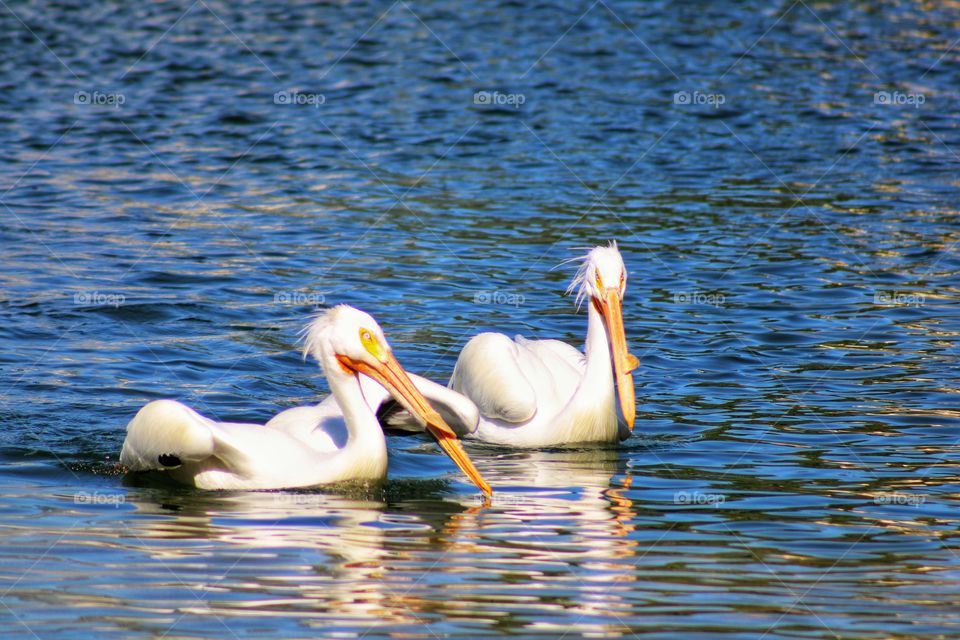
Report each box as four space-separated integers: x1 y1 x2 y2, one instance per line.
449 332 540 424
120 399 254 472
410 372 480 434
264 400 346 452
375 372 480 436
513 336 585 383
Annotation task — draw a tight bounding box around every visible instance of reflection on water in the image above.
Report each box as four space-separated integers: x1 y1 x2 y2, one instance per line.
6 441 960 637
3 450 648 637
2 0 960 637
123 492 415 629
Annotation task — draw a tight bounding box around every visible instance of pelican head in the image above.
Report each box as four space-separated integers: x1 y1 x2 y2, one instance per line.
568 243 639 430
304 305 491 495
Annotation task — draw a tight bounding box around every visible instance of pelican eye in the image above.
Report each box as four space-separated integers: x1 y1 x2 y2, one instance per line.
595 272 603 291
359 328 386 360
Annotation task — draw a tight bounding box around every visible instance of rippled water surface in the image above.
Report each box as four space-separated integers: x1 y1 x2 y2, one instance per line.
2 1 960 637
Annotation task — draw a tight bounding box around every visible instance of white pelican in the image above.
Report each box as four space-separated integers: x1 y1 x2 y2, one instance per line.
120 305 492 495
449 243 639 447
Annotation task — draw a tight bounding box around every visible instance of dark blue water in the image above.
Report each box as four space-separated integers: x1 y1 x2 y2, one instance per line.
2 1 959 637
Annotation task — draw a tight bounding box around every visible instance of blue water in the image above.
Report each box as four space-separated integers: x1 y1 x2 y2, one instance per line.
2 1 960 637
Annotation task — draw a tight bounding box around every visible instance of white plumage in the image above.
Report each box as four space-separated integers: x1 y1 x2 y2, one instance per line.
450 243 639 447
120 305 491 494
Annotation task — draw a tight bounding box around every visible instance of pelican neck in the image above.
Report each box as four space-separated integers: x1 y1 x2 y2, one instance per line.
326 365 389 454
575 299 616 402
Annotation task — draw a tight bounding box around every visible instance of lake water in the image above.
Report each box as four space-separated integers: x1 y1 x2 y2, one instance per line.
2 1 959 637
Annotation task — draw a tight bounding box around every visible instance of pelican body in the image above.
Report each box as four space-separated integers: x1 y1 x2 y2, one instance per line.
120 305 491 495
450 244 638 447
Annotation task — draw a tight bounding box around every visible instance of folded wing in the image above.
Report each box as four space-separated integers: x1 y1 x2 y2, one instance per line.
449 332 540 424
119 399 253 473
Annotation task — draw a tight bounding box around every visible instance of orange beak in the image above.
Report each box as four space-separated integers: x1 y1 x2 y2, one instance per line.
337 352 492 497
595 288 638 430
